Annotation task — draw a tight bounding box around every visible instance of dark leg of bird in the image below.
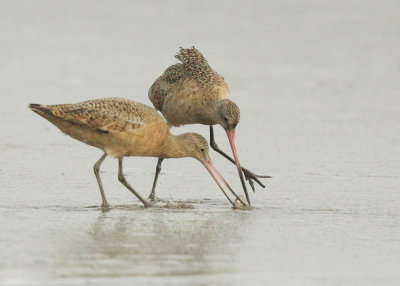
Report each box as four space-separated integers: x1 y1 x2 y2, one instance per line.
209 126 271 193
93 153 109 208
149 158 164 201
118 158 150 207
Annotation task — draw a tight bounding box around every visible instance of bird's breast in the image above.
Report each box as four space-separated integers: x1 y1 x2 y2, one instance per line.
161 81 226 126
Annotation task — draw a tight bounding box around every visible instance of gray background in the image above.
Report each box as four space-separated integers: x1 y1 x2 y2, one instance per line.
1 0 399 285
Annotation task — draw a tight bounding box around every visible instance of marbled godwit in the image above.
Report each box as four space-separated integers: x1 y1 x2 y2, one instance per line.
29 98 245 208
148 47 269 205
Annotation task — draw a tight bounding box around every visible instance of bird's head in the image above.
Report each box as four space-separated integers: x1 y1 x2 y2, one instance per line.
216 99 240 131
179 133 210 162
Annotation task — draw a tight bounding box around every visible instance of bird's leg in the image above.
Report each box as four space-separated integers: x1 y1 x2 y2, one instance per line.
117 158 150 207
93 152 109 208
148 158 164 201
209 126 271 193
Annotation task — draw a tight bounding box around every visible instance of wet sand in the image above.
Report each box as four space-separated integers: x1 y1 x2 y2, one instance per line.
1 0 400 285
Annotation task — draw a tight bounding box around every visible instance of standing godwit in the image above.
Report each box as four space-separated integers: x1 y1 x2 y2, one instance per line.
148 47 269 205
29 98 245 208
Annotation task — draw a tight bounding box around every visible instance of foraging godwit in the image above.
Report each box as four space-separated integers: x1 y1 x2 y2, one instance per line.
29 98 245 208
148 47 269 205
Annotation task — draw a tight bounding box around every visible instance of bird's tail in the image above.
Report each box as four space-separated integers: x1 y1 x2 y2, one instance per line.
29 104 40 108
29 103 43 112
29 103 53 118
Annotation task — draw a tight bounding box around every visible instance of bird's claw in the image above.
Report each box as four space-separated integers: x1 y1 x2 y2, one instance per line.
242 167 271 192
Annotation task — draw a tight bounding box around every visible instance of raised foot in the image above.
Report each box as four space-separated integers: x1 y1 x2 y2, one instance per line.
242 167 272 192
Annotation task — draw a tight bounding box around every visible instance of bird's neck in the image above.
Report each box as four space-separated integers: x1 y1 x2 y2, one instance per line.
160 133 190 159
194 102 221 125
207 99 234 123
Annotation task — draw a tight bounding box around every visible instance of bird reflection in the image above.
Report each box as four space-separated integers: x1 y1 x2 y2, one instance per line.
80 202 253 276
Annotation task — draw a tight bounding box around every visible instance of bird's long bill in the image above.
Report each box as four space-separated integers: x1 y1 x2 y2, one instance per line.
202 160 246 207
226 129 251 204
226 129 240 167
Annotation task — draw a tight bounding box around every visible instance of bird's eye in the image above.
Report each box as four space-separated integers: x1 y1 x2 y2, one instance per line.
200 148 205 152
223 117 228 122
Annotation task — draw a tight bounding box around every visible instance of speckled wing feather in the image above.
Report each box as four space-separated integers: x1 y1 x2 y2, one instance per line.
148 47 225 112
174 46 221 86
39 98 163 134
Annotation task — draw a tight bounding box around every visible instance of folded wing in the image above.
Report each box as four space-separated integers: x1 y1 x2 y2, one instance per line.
32 98 163 134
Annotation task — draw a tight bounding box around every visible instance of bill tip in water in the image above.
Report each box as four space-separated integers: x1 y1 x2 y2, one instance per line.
233 195 252 210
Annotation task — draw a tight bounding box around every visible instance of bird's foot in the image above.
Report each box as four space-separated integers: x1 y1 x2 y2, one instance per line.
148 195 167 203
101 201 110 208
143 201 151 208
242 167 271 192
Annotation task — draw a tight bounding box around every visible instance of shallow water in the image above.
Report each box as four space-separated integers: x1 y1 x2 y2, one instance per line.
1 0 400 285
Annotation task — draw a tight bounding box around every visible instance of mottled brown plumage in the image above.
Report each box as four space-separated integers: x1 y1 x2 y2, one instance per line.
29 98 211 159
35 98 162 133
29 98 245 208
148 47 238 128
